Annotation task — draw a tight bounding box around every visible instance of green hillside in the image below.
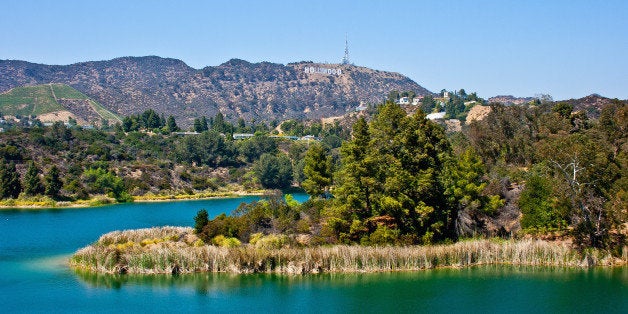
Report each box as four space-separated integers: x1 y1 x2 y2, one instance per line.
0 84 63 116
0 84 121 123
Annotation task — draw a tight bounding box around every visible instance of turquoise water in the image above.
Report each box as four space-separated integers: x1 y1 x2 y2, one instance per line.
1 194 626 313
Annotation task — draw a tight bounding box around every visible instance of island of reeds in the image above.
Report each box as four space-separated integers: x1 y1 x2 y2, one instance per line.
70 226 626 275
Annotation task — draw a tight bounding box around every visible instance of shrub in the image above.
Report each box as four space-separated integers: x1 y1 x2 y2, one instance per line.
212 235 241 247
368 225 400 245
250 233 289 249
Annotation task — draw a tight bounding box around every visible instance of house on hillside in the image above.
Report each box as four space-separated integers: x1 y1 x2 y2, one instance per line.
412 96 423 106
233 133 255 140
426 112 446 120
397 97 410 105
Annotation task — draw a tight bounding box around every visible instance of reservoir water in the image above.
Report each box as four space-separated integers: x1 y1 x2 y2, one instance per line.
1 194 626 313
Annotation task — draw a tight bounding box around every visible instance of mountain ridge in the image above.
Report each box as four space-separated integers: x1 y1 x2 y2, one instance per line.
0 56 431 126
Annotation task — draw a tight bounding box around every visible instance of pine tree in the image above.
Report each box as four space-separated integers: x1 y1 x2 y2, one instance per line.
0 160 22 199
194 209 209 234
301 144 333 197
44 166 63 199
23 161 44 196
166 115 179 132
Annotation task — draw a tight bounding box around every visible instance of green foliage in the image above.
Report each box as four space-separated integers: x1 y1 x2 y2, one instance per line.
82 167 131 202
193 116 209 132
23 161 44 196
174 131 236 167
335 103 454 242
519 171 565 230
211 235 241 247
443 148 503 217
44 165 63 199
237 135 278 163
301 144 333 197
166 115 179 133
249 233 289 249
552 102 574 119
0 85 62 116
200 213 245 242
367 225 400 245
194 209 209 234
0 159 21 199
253 153 293 189
122 109 165 132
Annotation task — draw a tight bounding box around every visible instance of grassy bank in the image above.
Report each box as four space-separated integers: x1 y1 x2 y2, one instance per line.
0 189 266 209
70 227 627 275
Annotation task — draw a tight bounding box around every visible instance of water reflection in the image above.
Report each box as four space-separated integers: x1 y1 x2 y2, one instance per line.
74 265 627 291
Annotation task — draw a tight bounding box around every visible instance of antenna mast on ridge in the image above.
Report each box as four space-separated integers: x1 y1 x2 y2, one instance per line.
342 34 351 65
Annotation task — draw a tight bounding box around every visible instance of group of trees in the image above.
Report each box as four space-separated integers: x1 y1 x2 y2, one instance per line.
122 109 179 133
0 159 62 200
464 100 627 249
0 109 353 203
196 102 505 246
195 99 626 252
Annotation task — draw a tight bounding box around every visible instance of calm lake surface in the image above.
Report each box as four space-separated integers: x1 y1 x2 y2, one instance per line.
1 194 626 313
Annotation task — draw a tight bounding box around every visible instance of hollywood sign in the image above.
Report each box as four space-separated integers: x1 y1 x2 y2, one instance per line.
304 66 342 75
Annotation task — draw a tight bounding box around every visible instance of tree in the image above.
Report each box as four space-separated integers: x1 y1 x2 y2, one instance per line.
301 144 333 197
194 209 209 234
336 117 376 219
552 103 573 119
174 131 235 167
193 116 209 133
23 161 44 196
0 160 21 199
44 165 63 199
166 115 179 133
442 148 503 236
536 132 614 248
519 170 565 230
82 167 131 202
253 153 293 189
334 103 454 243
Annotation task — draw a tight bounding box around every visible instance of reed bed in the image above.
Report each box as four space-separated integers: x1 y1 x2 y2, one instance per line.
70 227 627 275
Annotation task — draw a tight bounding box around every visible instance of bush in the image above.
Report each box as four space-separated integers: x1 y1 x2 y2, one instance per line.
368 225 400 245
212 235 241 247
249 233 289 249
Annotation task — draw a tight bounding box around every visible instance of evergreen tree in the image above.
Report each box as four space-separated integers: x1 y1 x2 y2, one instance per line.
253 153 293 189
44 166 63 199
23 161 44 196
301 144 333 197
336 117 376 218
0 160 22 199
333 103 453 243
442 148 503 236
166 115 179 132
194 209 209 234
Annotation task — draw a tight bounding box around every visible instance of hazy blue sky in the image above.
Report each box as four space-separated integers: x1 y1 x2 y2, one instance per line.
1 0 626 99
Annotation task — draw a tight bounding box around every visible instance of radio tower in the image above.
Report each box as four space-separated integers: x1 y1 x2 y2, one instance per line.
342 34 350 65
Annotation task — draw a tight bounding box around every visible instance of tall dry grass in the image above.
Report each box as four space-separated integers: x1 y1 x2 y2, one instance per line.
70 227 627 275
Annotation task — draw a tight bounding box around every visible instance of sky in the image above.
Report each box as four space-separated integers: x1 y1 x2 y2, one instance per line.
1 0 626 100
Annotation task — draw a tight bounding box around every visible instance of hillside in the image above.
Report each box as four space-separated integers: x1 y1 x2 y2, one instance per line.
561 94 623 118
0 57 431 126
0 83 121 125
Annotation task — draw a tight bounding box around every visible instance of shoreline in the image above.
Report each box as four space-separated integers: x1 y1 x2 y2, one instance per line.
0 190 271 210
70 227 628 275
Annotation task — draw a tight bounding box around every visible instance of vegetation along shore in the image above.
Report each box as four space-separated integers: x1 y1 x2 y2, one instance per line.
70 227 626 275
